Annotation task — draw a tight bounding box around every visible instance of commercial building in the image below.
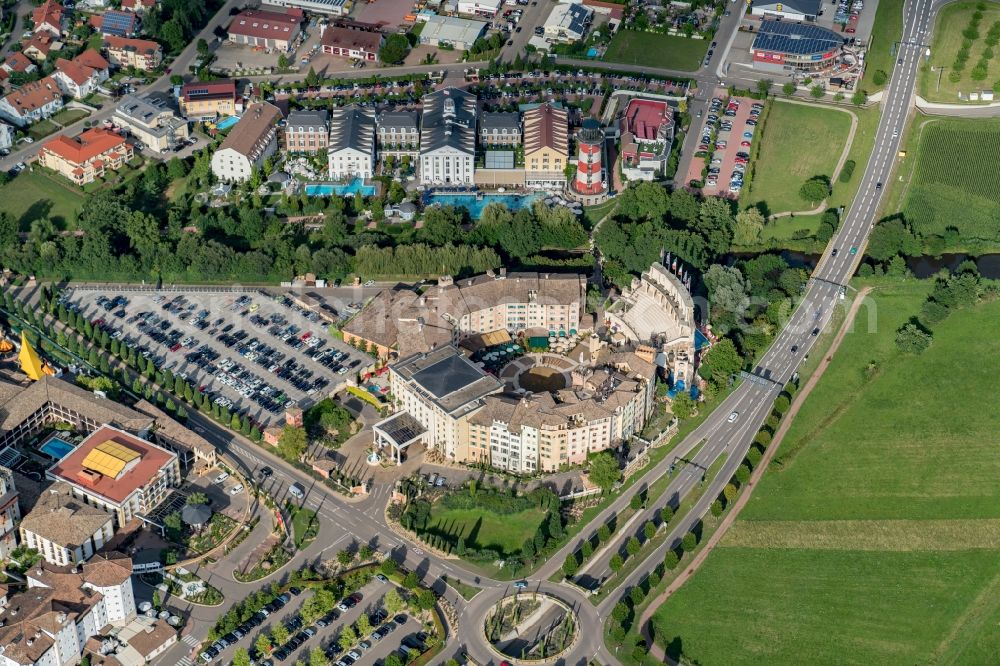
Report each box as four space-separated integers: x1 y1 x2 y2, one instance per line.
750 0 823 21
19 483 115 566
103 35 163 71
263 0 353 16
418 15 487 50
0 76 63 127
327 105 376 179
52 49 110 99
227 8 303 52
113 93 189 153
376 110 419 159
320 23 383 61
284 109 329 153
750 20 845 73
376 345 503 462
38 128 133 186
97 9 141 37
618 97 674 181
0 554 137 666
47 424 181 528
178 80 239 121
210 102 282 182
343 270 587 359
543 2 592 42
523 102 569 189
458 0 502 17
479 111 521 147
32 0 64 36
419 87 477 185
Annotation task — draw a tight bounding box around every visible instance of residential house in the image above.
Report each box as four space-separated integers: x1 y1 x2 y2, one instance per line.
327 104 375 179
227 8 303 52
320 23 383 61
0 123 13 150
210 101 282 182
479 111 521 147
383 201 417 222
52 49 110 99
19 483 114 566
284 109 329 153
0 467 18 559
113 92 189 153
103 35 163 71
0 76 64 127
32 0 64 36
21 32 61 63
543 3 592 43
178 80 239 120
121 0 156 13
96 9 141 37
523 102 569 189
38 128 134 185
418 87 477 185
1 53 38 79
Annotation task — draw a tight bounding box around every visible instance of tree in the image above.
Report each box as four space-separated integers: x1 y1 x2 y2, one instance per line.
337 549 354 567
384 655 404 666
383 588 405 616
867 218 918 261
782 82 796 95
271 623 290 647
852 89 868 106
598 524 610 543
308 647 326 666
810 85 826 99
255 634 272 656
711 499 724 517
698 337 742 389
403 571 419 589
587 451 620 493
379 33 410 65
414 588 436 611
338 626 357 651
610 553 624 573
626 536 641 556
356 614 372 636
799 177 830 204
756 78 773 96
186 492 208 505
644 521 657 540
630 494 643 511
732 207 765 246
896 322 932 354
232 648 251 666
278 425 308 461
670 391 695 419
704 265 750 333
612 601 630 623
380 558 397 576
682 531 697 552
664 549 680 569
562 553 579 577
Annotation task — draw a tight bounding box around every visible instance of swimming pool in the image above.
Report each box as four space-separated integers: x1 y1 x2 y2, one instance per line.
305 179 376 197
215 116 240 131
425 192 544 220
39 435 75 460
586 47 599 57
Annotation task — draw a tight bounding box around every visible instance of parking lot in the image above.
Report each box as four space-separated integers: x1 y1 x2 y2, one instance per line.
689 94 761 197
201 579 429 666
61 288 373 426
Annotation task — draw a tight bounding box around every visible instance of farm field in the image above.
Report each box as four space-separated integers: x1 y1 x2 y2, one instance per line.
651 279 1000 664
602 31 708 72
745 101 852 215
919 0 1000 103
901 117 1000 247
424 504 548 557
0 170 84 229
860 0 905 92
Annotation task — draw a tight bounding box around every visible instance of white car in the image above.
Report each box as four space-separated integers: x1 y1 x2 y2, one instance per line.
214 472 229 484
229 484 244 495
727 411 739 423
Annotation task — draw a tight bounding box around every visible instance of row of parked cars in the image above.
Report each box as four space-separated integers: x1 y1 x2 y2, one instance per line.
699 97 763 194
199 588 302 663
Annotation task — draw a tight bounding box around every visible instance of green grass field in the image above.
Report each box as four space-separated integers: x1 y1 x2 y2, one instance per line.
426 505 547 557
901 117 1000 246
0 169 84 229
651 280 1000 664
51 108 91 126
27 120 60 141
919 1 1000 103
602 31 707 72
746 102 852 215
860 0 904 92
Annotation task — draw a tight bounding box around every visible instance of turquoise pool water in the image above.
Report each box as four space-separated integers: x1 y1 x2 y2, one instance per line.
40 436 75 460
425 192 543 219
306 179 376 197
586 47 599 57
216 116 240 131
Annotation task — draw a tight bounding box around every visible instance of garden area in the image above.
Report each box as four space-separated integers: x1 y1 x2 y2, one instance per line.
603 31 708 72
919 0 1000 102
649 275 1000 665
898 117 1000 251
287 502 319 549
304 397 357 449
743 101 853 215
0 169 85 229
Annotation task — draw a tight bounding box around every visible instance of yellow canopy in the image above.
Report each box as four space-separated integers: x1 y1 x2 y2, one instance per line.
18 331 46 381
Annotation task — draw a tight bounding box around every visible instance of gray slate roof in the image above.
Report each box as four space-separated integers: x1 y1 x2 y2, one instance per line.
286 109 329 131
420 87 477 156
377 110 419 132
480 111 520 133
329 104 375 154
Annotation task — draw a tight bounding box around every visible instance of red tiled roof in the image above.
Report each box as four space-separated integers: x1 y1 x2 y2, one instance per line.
321 25 383 53
228 8 302 40
181 79 236 102
3 53 36 73
42 128 125 164
56 58 94 85
103 35 162 56
75 48 110 71
2 76 60 115
22 32 57 57
122 0 155 9
49 424 174 505
32 0 63 28
620 98 671 141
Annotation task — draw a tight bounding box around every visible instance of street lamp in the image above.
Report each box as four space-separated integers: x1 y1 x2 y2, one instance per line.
931 65 946 93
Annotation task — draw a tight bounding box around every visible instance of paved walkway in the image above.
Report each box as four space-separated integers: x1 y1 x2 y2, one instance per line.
639 286 874 662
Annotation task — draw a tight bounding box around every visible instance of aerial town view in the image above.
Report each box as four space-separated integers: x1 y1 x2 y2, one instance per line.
0 0 996 663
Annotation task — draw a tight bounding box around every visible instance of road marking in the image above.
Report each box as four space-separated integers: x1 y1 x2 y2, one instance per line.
181 635 200 647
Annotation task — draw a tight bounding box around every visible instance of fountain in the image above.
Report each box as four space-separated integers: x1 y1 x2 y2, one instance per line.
366 449 382 466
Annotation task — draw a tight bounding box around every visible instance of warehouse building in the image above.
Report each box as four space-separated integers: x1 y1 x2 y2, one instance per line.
418 15 487 50
750 0 823 21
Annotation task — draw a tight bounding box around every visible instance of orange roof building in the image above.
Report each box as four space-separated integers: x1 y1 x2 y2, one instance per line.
0 76 63 127
47 424 181 528
103 35 163 71
32 0 64 36
53 49 110 99
39 128 134 186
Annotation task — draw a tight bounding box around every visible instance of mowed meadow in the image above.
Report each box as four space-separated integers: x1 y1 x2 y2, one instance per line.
651 280 1000 665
